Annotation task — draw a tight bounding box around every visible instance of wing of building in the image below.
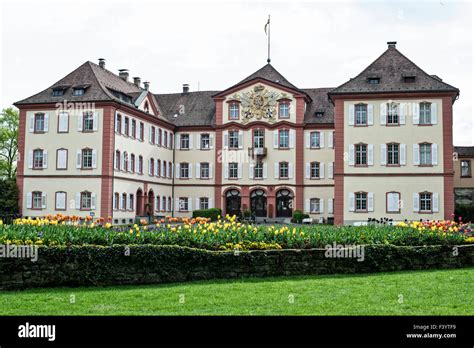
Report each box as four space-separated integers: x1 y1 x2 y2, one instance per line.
14 42 460 225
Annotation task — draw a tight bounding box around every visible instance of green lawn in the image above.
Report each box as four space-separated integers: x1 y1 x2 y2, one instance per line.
0 268 472 315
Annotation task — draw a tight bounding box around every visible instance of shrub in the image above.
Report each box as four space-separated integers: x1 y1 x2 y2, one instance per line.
192 208 221 221
291 210 309 223
0 179 19 215
455 204 474 223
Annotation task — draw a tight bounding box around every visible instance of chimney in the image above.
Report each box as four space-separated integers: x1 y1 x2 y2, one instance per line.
118 69 129 81
144 81 150 90
133 77 141 88
387 41 397 48
98 58 105 69
182 84 189 93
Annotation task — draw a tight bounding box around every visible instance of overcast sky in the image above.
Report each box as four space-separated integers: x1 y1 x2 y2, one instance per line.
1 0 472 144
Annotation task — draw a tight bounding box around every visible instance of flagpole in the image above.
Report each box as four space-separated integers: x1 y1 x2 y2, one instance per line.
267 15 271 63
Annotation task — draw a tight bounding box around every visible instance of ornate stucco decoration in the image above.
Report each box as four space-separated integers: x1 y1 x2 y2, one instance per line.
233 85 284 124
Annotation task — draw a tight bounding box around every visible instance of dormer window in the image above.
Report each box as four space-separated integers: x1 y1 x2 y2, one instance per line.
367 77 380 84
52 89 64 96
315 110 324 118
144 101 149 113
404 76 416 83
73 88 85 96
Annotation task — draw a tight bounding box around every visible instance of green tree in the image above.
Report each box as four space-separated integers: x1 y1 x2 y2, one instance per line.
0 107 19 179
0 179 19 214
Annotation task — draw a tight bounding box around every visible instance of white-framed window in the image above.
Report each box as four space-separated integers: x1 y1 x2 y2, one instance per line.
180 134 190 149
129 194 134 211
33 149 44 169
32 191 43 209
162 196 166 211
179 197 189 211
420 143 432 165
355 104 367 125
199 197 209 210
279 130 289 148
461 160 471 177
419 102 431 125
81 191 92 210
83 112 94 132
254 161 263 179
229 102 239 120
229 162 238 179
58 112 69 133
34 113 46 132
180 163 189 178
56 149 67 170
355 192 367 212
121 193 127 211
279 100 290 118
113 193 119 210
419 192 432 212
200 162 210 179
310 198 320 213
355 144 367 166
82 148 93 169
279 162 289 179
229 130 239 149
310 132 320 148
253 129 264 148
387 143 400 165
387 102 399 125
310 162 320 179
200 133 210 149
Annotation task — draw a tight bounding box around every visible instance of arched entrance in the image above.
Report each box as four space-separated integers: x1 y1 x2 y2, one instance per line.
225 189 241 217
250 189 267 217
136 188 144 216
276 189 293 217
147 189 155 216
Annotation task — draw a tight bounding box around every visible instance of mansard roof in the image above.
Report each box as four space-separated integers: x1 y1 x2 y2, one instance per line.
329 45 459 97
454 146 474 157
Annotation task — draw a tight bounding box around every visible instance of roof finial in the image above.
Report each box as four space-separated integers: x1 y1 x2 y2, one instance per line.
265 15 271 63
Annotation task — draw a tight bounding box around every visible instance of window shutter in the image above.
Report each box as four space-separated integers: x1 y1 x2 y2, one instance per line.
263 163 267 179
328 199 334 214
121 119 126 135
349 145 355 165
249 163 254 179
412 103 420 124
41 150 47 168
58 113 68 132
432 144 438 165
188 198 193 211
319 132 325 148
26 192 32 209
367 104 374 125
175 163 180 178
189 163 193 178
135 157 139 173
289 130 295 148
76 150 82 168
274 162 279 178
380 144 387 165
305 162 310 179
196 163 200 179
319 162 324 179
148 126 152 143
319 199 324 214
368 192 374 212
328 162 334 179
288 162 293 179
92 150 97 169
349 193 355 212
41 192 47 209
57 149 67 169
348 105 354 126
238 131 243 149
176 199 180 211
305 133 310 148
433 193 439 212
119 194 124 210
148 159 152 175
400 144 406 165
380 103 387 125
413 193 420 212
399 103 406 124
93 112 99 131
77 113 83 132
328 132 333 148
75 193 81 209
113 194 117 210
209 198 214 209
28 150 33 169
368 144 374 166
209 163 213 179
29 115 34 132
209 133 214 149
238 163 242 179
223 131 228 149
413 144 420 165
224 163 228 179
175 134 180 149
431 103 438 124
114 114 119 133
189 134 193 149
195 198 200 210
91 193 96 210
273 130 279 148
305 199 310 213
43 113 49 132
197 134 201 149
155 128 159 145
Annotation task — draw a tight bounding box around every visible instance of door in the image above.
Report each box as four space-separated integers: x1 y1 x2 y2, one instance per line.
276 189 293 217
250 189 267 217
225 189 241 217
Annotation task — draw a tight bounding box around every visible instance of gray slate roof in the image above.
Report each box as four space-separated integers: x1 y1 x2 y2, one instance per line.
330 46 459 95
454 146 474 157
302 88 334 124
154 91 219 126
236 63 300 91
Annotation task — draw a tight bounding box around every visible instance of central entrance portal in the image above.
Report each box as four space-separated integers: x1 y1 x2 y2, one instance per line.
250 189 267 217
276 189 293 218
225 189 241 217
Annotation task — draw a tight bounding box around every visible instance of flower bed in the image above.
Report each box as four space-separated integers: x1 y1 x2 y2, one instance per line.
0 215 472 250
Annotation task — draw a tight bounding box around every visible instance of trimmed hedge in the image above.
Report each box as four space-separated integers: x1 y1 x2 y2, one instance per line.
0 244 473 290
291 210 309 223
192 208 222 221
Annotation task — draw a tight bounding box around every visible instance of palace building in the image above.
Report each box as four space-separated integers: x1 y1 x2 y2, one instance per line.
15 42 460 224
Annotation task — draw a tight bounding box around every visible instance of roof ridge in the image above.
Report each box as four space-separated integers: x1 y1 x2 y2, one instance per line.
86 61 118 101
88 60 144 94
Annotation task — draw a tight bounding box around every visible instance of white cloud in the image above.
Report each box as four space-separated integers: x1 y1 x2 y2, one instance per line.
0 0 472 144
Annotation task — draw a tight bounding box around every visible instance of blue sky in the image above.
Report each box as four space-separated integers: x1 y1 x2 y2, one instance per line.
1 0 472 144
